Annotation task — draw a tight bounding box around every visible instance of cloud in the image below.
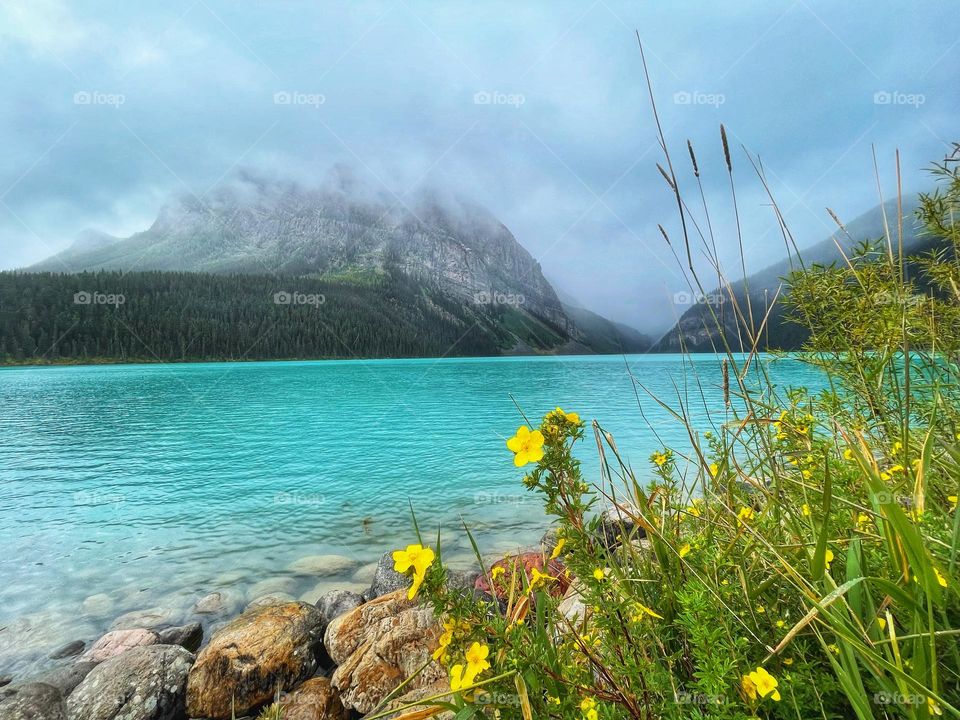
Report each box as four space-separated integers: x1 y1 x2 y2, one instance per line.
0 0 956 333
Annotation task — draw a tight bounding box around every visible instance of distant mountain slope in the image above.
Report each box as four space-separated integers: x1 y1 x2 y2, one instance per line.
653 197 940 352
15 170 650 361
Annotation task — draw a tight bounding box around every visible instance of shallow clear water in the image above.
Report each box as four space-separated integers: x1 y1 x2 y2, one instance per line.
0 354 819 676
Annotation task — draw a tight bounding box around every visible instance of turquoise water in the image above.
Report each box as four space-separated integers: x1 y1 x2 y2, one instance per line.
0 354 817 675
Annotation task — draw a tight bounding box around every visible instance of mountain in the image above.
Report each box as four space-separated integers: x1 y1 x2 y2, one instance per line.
14 171 650 361
652 197 941 352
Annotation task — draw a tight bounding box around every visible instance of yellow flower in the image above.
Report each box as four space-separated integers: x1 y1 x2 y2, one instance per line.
392 543 435 576
490 565 505 580
392 544 435 599
935 567 948 588
506 425 545 467
843 448 854 461
652 450 670 467
888 464 905 474
949 495 958 511
686 499 703 518
776 619 785 628
801 503 811 517
449 663 471 691
756 605 765 614
433 628 454 661
549 538 566 560
593 568 606 581
824 549 834 571
746 667 781 701
630 602 663 621
585 710 598 720
928 697 943 716
554 406 580 424
827 643 839 655
529 566 556 590
465 641 490 675
892 441 902 454
783 657 794 666
741 673 757 701
877 616 887 631
856 512 871 528
737 506 754 525
709 463 719 477
580 697 596 712
679 543 691 558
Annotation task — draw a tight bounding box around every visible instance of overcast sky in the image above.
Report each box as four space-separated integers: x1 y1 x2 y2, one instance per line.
0 1 956 332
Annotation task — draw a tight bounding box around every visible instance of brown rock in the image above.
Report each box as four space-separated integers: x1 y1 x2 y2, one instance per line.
324 590 444 715
185 601 324 719
81 628 160 663
362 679 454 719
474 552 569 600
280 677 349 720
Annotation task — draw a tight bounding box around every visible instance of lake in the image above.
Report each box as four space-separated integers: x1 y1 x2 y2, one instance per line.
0 354 819 676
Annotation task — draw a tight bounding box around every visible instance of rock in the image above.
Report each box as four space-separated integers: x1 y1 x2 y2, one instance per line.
31 662 97 696
316 590 364 629
325 589 444 715
81 629 160 663
280 677 349 720
190 591 234 616
366 552 409 599
0 675 11 688
365 679 454 719
597 503 645 549
447 568 480 595
247 577 298 601
49 639 85 659
81 593 115 617
540 527 560 555
245 592 296 611
0 682 66 720
558 580 587 628
474 553 569 600
185 602 324 719
299 581 367 605
287 554 359 576
351 562 378 584
66 645 193 720
110 607 177 631
157 622 203 652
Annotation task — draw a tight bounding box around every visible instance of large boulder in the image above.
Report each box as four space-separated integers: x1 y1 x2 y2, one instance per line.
81 628 160 663
65 645 193 720
366 552 409 599
280 677 349 720
0 682 66 720
110 607 178 632
362 679 454 720
325 590 444 715
185 601 324 719
49 640 85 660
31 662 97 696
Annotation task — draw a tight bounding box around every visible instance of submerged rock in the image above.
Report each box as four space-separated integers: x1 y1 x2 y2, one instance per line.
287 554 358 576
49 639 85 659
325 589 443 715
66 645 193 720
0 682 66 720
190 591 238 616
81 628 160 663
109 607 177 632
31 662 97 696
246 577 298 601
185 601 324 719
81 593 115 618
